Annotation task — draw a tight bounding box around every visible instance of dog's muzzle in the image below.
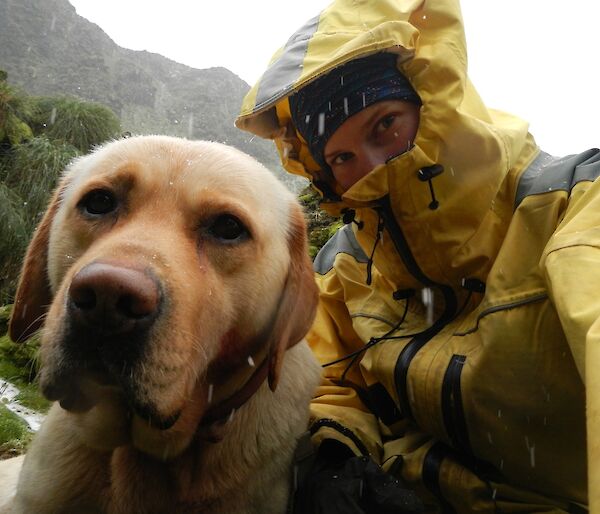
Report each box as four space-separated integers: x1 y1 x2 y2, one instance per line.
68 261 161 335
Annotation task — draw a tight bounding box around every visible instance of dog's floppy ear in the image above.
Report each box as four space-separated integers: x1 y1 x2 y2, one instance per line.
9 182 67 343
267 203 319 391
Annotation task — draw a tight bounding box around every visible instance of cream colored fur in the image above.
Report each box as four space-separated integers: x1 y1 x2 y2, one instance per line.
0 136 321 514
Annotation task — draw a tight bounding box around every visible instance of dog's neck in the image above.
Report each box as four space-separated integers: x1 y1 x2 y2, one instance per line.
198 346 270 441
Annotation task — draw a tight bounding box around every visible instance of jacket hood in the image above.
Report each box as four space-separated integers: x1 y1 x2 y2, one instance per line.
236 0 539 288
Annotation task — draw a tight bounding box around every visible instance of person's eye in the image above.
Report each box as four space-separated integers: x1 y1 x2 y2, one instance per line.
375 114 396 134
331 152 354 166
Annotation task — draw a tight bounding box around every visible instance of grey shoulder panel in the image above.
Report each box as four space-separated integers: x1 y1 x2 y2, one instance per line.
515 148 600 209
313 224 369 275
254 15 321 110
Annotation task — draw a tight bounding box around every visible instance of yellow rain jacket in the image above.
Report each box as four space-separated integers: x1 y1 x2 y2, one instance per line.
237 1 600 511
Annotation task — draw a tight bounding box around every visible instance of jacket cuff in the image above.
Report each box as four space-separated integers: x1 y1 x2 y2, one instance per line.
310 418 371 456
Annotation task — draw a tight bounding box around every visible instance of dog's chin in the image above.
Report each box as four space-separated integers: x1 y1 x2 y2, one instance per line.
130 411 195 461
131 383 210 460
42 369 196 457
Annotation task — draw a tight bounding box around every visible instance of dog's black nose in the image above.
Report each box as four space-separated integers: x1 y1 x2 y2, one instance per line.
68 262 160 334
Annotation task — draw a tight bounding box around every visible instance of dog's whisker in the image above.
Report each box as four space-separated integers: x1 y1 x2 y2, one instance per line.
14 310 49 343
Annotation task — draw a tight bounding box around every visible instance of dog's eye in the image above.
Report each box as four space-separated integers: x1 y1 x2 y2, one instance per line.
79 189 117 216
208 215 248 242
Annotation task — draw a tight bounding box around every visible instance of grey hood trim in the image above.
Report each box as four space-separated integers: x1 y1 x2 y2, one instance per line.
515 148 600 208
313 224 368 275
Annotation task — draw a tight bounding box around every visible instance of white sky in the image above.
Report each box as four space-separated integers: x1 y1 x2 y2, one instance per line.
69 0 599 157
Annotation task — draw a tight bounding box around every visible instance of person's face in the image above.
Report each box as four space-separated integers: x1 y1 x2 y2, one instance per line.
323 100 420 191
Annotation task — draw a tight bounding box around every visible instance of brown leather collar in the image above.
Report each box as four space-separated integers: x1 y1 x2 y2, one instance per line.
198 356 269 442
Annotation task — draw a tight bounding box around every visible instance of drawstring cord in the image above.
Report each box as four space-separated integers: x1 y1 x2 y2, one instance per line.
417 164 444 210
366 213 384 286
331 291 413 382
341 208 382 286
330 183 487 384
323 278 486 378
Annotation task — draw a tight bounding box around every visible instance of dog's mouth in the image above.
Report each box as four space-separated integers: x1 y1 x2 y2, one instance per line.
41 363 182 432
129 401 181 430
39 315 187 431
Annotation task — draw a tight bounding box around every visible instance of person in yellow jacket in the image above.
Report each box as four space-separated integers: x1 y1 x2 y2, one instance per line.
236 1 599 512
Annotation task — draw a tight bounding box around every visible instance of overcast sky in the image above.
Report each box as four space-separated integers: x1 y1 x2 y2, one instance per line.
69 0 599 157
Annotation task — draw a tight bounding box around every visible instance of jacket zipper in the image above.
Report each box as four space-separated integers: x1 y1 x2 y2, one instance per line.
377 196 457 419
441 354 471 454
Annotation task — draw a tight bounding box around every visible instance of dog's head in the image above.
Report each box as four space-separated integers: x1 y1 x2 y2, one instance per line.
9 135 318 458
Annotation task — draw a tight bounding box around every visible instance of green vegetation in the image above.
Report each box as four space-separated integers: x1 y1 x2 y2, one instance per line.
0 313 48 455
0 77 34 146
0 72 120 454
0 72 121 303
0 326 49 413
0 404 32 459
32 96 121 153
300 187 343 259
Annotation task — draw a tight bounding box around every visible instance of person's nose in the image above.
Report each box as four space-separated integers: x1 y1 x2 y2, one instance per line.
361 148 388 174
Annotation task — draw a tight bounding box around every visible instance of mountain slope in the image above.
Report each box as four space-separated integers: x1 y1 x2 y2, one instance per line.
0 0 302 189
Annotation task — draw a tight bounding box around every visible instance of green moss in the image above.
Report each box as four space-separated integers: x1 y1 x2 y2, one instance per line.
0 403 32 458
0 333 41 383
0 304 10 335
14 384 50 413
0 329 49 414
0 359 23 384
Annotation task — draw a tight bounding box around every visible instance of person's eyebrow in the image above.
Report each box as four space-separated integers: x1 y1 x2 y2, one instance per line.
324 105 392 161
364 104 389 127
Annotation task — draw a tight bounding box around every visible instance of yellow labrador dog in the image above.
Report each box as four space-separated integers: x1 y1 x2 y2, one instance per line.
0 136 321 514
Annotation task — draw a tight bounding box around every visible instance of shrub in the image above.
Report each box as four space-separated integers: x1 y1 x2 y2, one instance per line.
32 96 120 153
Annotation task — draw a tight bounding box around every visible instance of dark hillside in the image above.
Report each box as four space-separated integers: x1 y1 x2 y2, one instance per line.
0 0 303 189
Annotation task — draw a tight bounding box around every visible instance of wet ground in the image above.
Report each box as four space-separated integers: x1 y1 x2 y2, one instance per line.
0 379 44 432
